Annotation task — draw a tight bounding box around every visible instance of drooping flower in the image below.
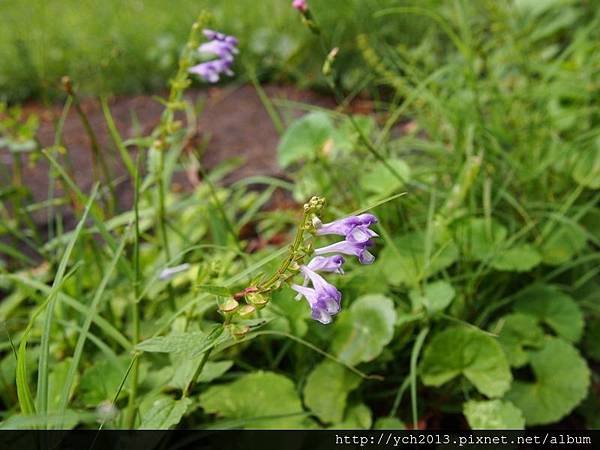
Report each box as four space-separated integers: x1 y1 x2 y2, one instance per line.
315 213 378 243
189 29 238 83
159 263 191 281
291 283 340 324
315 239 376 265
292 0 308 12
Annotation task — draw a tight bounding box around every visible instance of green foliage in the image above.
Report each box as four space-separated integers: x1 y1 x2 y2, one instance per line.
331 294 396 365
1 0 598 432
199 372 307 428
463 400 525 430
303 360 361 424
505 337 590 426
421 327 512 398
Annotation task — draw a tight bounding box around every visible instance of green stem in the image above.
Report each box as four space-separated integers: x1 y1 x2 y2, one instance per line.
183 347 213 397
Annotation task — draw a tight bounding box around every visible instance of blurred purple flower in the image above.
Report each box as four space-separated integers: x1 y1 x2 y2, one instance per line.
189 59 233 83
292 0 308 12
316 213 378 243
198 40 238 62
189 29 238 83
315 239 376 265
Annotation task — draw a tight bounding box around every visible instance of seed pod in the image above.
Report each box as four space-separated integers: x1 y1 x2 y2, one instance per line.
218 298 239 313
246 292 268 309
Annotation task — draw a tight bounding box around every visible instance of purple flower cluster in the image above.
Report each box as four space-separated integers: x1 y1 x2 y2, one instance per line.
292 214 379 324
189 29 239 83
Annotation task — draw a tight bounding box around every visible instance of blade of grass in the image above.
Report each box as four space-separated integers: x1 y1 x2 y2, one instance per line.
57 222 131 420
410 327 429 429
35 185 98 419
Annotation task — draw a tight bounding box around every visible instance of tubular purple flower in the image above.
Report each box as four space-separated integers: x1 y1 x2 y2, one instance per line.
190 29 238 84
198 40 238 62
291 284 340 324
316 213 379 243
315 239 376 265
300 265 342 302
189 59 233 83
306 255 345 275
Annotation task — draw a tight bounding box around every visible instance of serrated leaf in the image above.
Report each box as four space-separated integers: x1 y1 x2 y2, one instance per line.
199 371 306 428
539 222 587 265
453 217 507 261
505 337 590 425
490 244 541 272
359 159 411 195
379 232 458 286
409 280 455 313
513 285 583 343
139 396 191 429
496 313 545 367
463 400 525 429
421 326 512 398
304 360 361 423
277 112 335 168
331 294 396 365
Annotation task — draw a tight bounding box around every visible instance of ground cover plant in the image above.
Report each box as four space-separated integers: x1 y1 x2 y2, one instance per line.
0 0 599 430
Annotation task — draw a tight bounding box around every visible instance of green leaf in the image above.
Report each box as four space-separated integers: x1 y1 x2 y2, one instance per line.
421 326 512 398
48 359 75 413
379 232 458 286
168 359 233 391
539 222 587 265
513 285 584 343
572 145 600 189
359 159 411 195
136 326 225 356
409 280 455 313
79 358 127 406
199 371 306 428
277 112 335 167
505 337 590 425
496 313 545 367
453 217 507 261
583 317 600 361
303 360 361 423
490 244 542 272
139 396 192 429
331 294 396 365
332 403 372 429
374 417 406 429
463 400 525 429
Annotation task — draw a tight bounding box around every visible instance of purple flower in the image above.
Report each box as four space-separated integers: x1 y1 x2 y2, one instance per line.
316 213 378 244
189 29 238 84
198 40 238 62
189 59 233 83
292 0 308 12
306 255 345 275
291 284 340 324
315 239 376 265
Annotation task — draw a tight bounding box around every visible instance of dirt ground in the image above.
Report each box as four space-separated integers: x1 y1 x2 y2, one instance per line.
6 84 366 224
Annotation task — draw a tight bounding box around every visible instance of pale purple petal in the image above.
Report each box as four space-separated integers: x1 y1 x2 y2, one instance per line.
306 255 345 275
315 239 376 265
